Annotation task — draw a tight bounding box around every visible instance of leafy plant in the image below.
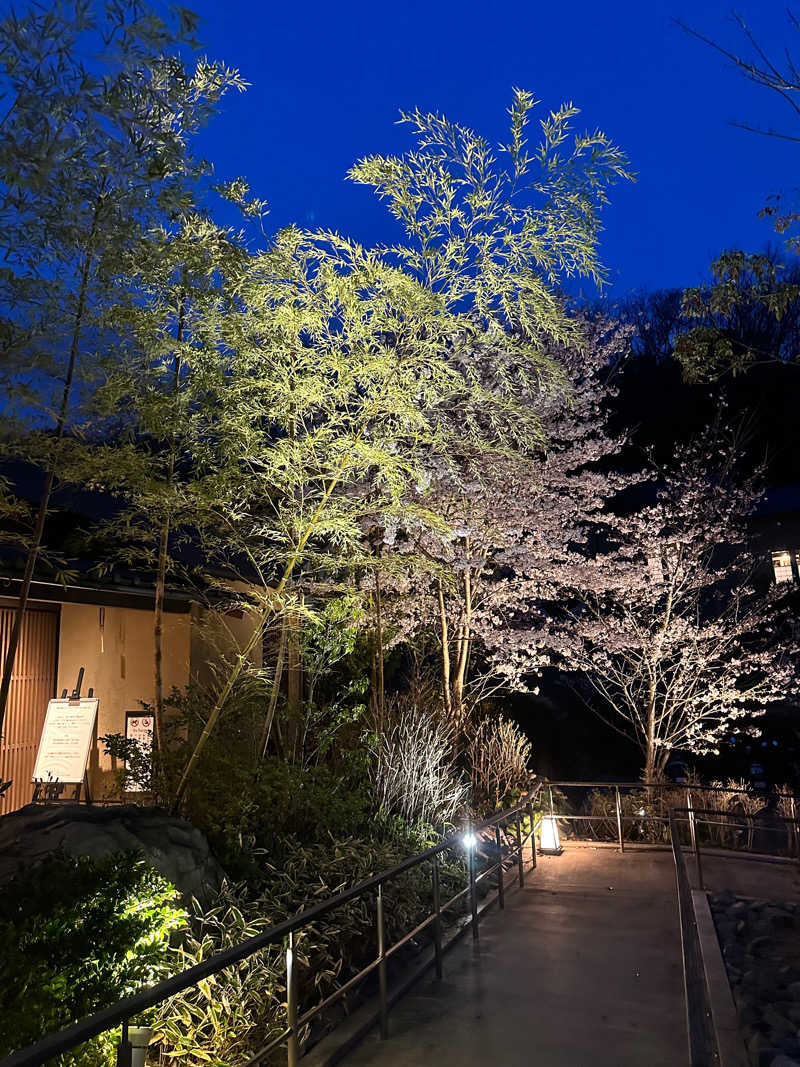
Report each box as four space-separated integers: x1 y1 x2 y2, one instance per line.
468 715 532 813
128 683 374 881
371 687 468 827
0 852 186 1064
155 833 467 1065
100 732 153 795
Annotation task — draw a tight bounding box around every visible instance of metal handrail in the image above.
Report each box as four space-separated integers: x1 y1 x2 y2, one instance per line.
1 783 542 1067
549 779 800 798
671 805 800 892
544 780 800 854
668 809 716 1067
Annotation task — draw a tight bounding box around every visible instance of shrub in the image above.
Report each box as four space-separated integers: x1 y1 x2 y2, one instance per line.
0 851 186 1065
371 694 467 827
467 715 532 812
155 832 467 1065
112 683 375 883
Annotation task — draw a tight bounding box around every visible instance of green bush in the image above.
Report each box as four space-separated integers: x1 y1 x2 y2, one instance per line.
155 831 467 1066
180 754 375 885
0 851 186 1065
120 684 374 883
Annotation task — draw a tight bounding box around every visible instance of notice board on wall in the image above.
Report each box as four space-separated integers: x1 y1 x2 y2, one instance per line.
31 698 98 784
124 711 155 792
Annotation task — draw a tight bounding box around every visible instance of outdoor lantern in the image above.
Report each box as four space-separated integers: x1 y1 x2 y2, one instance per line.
539 815 562 855
539 785 563 856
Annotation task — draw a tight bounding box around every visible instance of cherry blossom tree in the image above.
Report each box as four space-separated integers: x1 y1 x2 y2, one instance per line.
549 433 800 779
366 316 634 716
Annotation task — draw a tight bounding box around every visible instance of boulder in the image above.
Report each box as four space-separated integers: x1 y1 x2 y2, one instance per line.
764 1005 796 1039
749 936 774 956
0 803 225 904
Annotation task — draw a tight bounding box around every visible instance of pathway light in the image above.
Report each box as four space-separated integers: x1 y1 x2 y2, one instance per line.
539 785 563 855
539 815 562 855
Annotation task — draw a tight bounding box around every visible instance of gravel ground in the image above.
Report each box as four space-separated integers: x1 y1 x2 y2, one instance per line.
711 890 800 1067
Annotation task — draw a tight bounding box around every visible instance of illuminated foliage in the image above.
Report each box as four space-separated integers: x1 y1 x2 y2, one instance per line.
0 0 247 735
544 433 800 779
677 251 800 382
0 851 185 1064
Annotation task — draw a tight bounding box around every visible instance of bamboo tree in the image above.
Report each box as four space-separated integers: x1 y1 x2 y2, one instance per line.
93 213 255 750
0 0 246 739
171 88 632 804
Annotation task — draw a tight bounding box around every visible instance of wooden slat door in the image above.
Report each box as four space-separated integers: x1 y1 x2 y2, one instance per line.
0 604 59 814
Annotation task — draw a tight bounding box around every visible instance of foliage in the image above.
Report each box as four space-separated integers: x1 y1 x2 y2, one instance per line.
676 251 800 382
114 682 372 881
573 779 797 848
350 88 632 344
155 833 467 1066
675 11 800 380
85 212 258 743
287 592 370 768
154 885 286 1066
370 686 468 827
546 431 800 778
0 0 247 734
170 89 631 801
467 715 532 812
0 851 185 1064
370 315 634 710
100 731 154 795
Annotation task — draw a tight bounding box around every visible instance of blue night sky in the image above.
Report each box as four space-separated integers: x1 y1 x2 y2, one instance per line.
189 0 797 298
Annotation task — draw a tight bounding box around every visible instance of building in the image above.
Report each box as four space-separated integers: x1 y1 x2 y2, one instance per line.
0 574 262 813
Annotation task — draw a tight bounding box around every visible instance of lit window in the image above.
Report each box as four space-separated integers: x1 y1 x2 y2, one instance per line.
772 550 793 584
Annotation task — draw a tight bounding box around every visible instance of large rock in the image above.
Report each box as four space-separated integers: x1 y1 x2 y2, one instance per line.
0 804 225 903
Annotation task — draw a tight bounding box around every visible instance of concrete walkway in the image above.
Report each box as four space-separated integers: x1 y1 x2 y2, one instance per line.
341 848 688 1067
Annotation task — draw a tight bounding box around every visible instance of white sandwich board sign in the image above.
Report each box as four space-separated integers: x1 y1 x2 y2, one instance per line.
32 697 98 784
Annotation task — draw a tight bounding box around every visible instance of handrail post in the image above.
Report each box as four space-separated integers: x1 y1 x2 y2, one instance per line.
516 813 524 887
377 884 388 1039
469 840 479 941
432 855 443 980
687 790 697 854
694 818 705 891
527 800 537 868
116 1019 132 1067
286 931 299 1067
789 795 799 864
615 786 624 853
494 825 505 909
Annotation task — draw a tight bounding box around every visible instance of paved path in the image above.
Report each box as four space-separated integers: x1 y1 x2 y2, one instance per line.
341 848 688 1067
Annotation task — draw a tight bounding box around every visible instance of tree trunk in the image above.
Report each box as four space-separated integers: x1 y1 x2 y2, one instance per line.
437 579 452 716
260 613 288 757
374 569 385 730
286 605 302 763
644 741 656 784
171 423 369 812
0 200 102 739
152 290 186 751
369 638 378 718
452 551 473 718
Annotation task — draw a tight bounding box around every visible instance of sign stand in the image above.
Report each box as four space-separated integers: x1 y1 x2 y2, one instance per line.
31 667 97 805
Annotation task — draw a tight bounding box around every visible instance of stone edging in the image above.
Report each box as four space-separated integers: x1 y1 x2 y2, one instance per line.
693 889 749 1067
